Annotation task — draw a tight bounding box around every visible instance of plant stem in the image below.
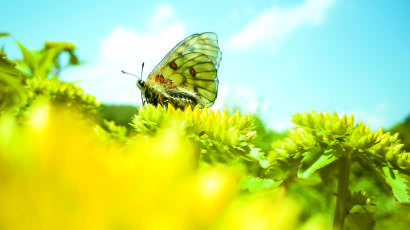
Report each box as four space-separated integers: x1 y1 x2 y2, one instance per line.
333 154 351 230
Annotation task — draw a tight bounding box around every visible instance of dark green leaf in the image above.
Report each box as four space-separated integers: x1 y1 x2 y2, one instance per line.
0 54 26 110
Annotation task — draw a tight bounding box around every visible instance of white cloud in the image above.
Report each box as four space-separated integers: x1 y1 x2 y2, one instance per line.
216 84 389 132
220 85 262 113
212 84 229 111
216 84 293 131
227 0 336 51
272 120 294 131
62 4 186 104
149 4 176 28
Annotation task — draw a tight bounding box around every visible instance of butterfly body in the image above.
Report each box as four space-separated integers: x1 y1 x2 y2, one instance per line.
137 32 222 110
137 79 198 109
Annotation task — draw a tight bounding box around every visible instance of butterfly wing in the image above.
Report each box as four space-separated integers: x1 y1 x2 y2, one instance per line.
145 32 222 108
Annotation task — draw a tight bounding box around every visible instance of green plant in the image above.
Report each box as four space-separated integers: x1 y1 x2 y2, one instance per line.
390 115 410 152
0 36 129 140
15 41 79 79
131 104 260 165
267 111 410 229
0 38 99 114
0 51 26 112
98 104 139 131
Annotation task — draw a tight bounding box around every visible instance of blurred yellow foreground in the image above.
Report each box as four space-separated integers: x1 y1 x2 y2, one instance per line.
0 103 303 230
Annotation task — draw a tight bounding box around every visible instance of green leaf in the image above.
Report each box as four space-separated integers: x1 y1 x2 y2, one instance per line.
298 154 338 179
240 176 278 192
298 145 338 178
250 147 270 168
0 33 10 37
68 50 80 65
37 47 59 78
15 40 37 75
382 167 410 203
14 41 79 79
0 53 26 111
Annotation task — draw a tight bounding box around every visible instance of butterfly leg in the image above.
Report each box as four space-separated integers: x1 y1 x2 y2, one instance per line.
163 99 170 108
159 95 166 107
140 92 145 106
160 96 172 108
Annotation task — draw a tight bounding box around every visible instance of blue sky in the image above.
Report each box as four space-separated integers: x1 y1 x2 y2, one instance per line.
1 0 410 130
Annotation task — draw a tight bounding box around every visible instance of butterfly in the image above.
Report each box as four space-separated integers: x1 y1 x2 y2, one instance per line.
134 32 222 110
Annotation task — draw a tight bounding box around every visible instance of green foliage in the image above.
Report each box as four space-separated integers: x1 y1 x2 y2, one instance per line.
98 104 138 131
15 41 79 79
252 115 288 153
0 51 26 112
267 111 410 229
131 104 262 166
240 176 278 192
391 115 410 152
94 119 128 141
0 39 99 116
25 78 100 113
268 111 410 177
0 36 127 140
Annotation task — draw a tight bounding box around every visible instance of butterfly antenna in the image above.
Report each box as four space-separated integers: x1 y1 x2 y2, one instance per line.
140 62 145 81
139 62 145 105
121 70 139 78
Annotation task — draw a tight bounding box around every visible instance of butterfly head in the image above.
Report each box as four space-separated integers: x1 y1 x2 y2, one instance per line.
136 79 145 90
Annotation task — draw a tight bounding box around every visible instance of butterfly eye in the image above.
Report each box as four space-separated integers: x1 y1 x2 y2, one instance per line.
169 61 177 70
137 80 145 88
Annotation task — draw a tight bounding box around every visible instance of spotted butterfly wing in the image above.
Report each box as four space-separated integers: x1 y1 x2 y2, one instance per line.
137 32 222 109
